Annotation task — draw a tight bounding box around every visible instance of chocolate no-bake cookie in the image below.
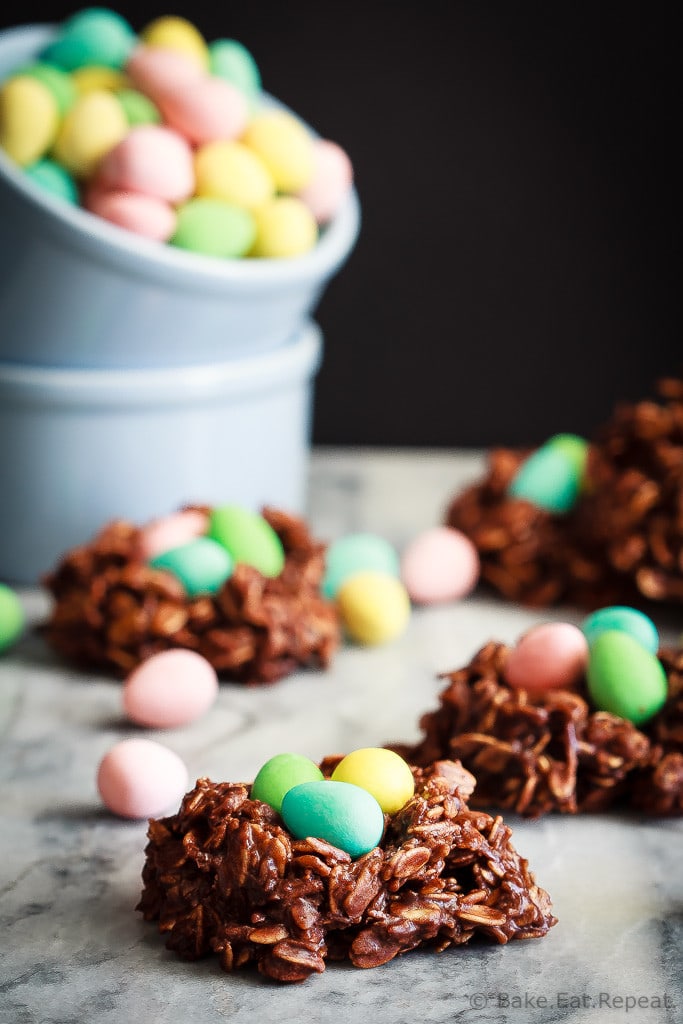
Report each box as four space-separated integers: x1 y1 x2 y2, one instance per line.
138 760 556 982
447 377 683 608
43 507 339 684
398 641 683 818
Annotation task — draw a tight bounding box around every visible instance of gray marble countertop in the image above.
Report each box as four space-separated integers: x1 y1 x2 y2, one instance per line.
1 449 681 1024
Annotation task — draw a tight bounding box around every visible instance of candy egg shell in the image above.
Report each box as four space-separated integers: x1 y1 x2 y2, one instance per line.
504 622 589 693
52 89 128 178
251 753 324 813
250 197 318 259
141 16 209 69
194 140 274 210
137 509 209 562
400 526 480 605
0 583 25 653
125 46 204 102
331 748 414 814
122 649 218 728
586 630 668 725
116 88 161 126
157 77 248 147
209 39 261 101
508 446 580 514
96 738 188 819
298 139 354 224
337 571 411 646
25 159 79 204
149 536 233 597
581 605 659 655
96 125 195 203
243 110 315 193
17 62 76 114
85 188 177 242
208 506 285 577
281 780 384 858
171 198 256 259
545 433 588 478
0 76 59 166
322 533 400 600
41 9 137 71
72 65 129 95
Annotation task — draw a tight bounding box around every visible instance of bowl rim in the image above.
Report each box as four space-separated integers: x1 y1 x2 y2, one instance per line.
0 23 361 293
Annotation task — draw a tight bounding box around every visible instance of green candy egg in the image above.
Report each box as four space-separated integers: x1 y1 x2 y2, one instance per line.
171 199 256 259
24 159 79 204
545 433 588 479
149 537 233 597
115 88 161 126
16 62 76 113
581 605 659 655
508 446 580 514
281 780 385 859
208 505 285 577
251 753 323 813
209 39 261 101
41 8 137 71
586 630 668 725
322 533 400 600
0 583 25 653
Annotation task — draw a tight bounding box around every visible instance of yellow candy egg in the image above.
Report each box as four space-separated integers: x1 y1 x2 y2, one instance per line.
72 66 130 95
194 141 274 210
141 16 209 69
331 748 415 814
243 110 314 193
251 196 318 258
53 90 128 178
337 571 411 646
0 76 59 166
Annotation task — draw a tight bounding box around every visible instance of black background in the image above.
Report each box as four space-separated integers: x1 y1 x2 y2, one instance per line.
1 2 679 446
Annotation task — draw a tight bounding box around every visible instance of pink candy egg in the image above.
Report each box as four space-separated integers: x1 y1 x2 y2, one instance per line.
96 738 189 819
298 139 353 224
157 76 248 145
85 188 177 241
96 126 195 203
400 526 480 605
122 649 219 728
126 45 204 102
137 508 209 561
504 622 589 693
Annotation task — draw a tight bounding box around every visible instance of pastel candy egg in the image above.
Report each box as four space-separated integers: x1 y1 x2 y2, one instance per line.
243 111 315 193
52 90 128 178
171 199 256 259
508 445 580 514
504 622 589 693
141 16 209 69
208 505 285 577
41 8 137 71
122 649 218 728
209 39 261 101
545 433 589 479
125 46 204 101
116 88 161 126
96 126 195 203
149 536 233 597
581 605 659 655
158 76 248 146
194 141 274 210
337 571 411 646
586 630 668 725
322 533 400 600
281 780 384 858
0 583 25 653
331 748 414 814
0 76 59 166
96 738 188 820
137 509 209 562
24 159 79 204
298 139 354 224
400 526 480 605
72 65 129 95
251 753 324 813
16 62 76 113
85 188 177 242
251 197 318 258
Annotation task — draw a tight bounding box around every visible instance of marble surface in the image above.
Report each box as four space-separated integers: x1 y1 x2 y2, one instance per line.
1 449 681 1024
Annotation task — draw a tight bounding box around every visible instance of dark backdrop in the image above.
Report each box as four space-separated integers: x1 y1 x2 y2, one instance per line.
2 2 679 446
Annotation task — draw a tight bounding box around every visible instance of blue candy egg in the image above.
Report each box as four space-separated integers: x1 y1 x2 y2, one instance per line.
581 605 659 655
281 780 384 858
322 533 400 600
508 446 580 514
